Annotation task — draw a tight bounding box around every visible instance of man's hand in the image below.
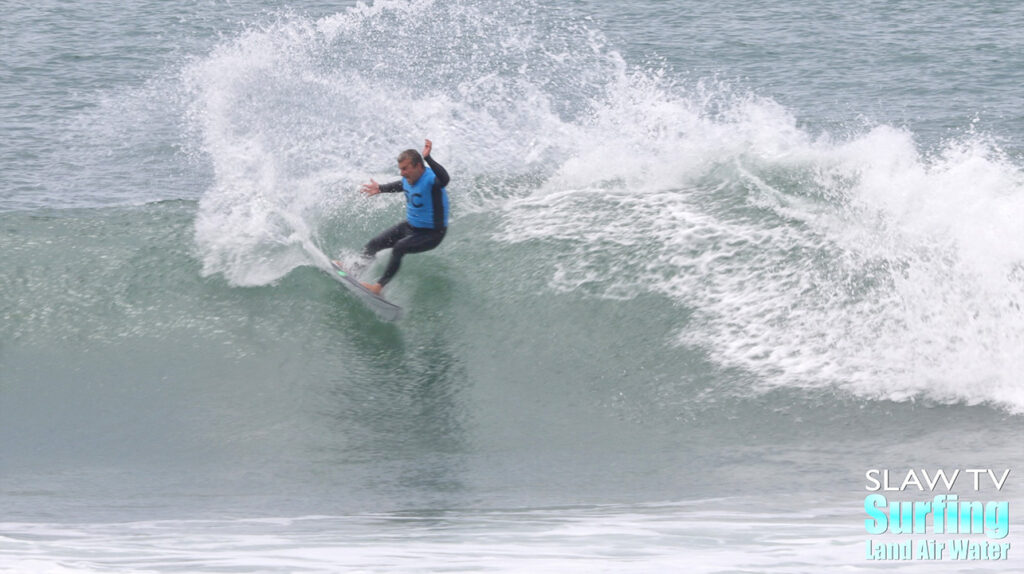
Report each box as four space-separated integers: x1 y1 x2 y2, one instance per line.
422 139 432 159
360 178 381 196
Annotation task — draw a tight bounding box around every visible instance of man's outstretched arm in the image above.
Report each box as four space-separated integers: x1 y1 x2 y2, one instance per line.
360 178 403 195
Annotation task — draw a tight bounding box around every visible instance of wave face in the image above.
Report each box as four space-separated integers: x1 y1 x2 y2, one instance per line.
180 0 1024 411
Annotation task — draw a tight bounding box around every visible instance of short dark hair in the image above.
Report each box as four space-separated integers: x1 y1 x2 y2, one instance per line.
397 149 422 166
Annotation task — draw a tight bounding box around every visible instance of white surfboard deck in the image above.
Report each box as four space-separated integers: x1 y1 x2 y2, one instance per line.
328 259 403 322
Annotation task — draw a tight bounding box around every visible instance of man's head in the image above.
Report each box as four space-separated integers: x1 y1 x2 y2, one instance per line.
397 149 425 184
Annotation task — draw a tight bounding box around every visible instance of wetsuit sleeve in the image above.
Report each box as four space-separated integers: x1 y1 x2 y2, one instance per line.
425 155 448 229
424 154 450 187
379 180 403 193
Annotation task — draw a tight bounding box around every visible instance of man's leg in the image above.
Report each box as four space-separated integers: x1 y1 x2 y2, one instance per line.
364 221 412 257
376 228 446 287
351 221 410 276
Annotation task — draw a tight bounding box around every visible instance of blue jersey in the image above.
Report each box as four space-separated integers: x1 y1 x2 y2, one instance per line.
379 154 451 230
403 166 449 229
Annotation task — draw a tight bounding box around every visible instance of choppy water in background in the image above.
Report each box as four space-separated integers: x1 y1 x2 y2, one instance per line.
2 0 1023 571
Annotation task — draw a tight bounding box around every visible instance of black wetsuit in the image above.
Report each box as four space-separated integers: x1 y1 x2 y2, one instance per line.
363 155 449 287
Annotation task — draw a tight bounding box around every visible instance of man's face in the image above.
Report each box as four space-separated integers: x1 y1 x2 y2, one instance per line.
399 158 425 184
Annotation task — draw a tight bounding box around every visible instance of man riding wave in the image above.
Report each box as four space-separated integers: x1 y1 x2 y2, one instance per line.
353 139 450 295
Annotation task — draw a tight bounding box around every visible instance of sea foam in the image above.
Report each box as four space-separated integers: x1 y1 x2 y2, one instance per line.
183 0 1023 410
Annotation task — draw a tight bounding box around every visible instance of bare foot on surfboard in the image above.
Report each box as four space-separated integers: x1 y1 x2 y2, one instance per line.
362 282 383 296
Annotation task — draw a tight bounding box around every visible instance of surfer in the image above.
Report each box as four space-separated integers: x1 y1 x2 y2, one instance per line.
357 139 450 295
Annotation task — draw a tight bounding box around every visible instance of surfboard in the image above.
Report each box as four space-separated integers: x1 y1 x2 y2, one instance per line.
328 259 403 322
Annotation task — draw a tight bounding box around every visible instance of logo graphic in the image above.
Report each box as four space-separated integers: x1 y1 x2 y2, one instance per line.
863 469 1011 561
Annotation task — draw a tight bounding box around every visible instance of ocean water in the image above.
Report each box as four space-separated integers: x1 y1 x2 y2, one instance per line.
2 0 1023 572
